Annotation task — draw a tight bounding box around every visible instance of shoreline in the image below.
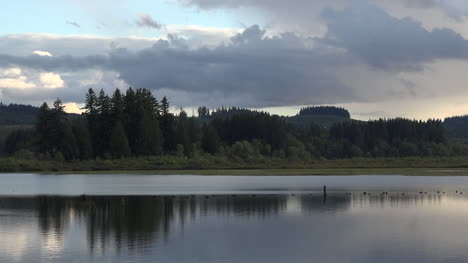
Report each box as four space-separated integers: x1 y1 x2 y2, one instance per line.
3 157 468 176
5 167 468 176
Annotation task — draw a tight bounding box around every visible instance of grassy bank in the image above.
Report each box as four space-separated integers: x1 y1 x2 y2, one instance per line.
1 156 468 175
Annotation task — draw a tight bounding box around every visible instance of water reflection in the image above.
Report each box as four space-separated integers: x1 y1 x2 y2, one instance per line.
2 193 468 262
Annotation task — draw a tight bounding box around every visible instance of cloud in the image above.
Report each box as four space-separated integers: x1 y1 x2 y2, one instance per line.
40 72 64 89
0 25 356 107
63 102 84 114
166 25 241 47
178 0 468 38
180 0 468 19
136 13 163 29
320 3 468 70
0 67 36 90
2 67 22 77
0 32 230 57
2 6 468 111
33 50 52 57
0 76 36 89
0 67 35 89
403 0 468 19
66 21 81 28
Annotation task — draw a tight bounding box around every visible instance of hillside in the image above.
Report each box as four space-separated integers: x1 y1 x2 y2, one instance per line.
0 103 39 125
286 114 352 128
444 115 468 138
198 106 354 128
286 106 353 128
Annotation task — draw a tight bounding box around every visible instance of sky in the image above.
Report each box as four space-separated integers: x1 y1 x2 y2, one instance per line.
2 0 468 120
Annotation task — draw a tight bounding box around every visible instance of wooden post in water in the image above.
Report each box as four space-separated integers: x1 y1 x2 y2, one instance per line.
323 185 327 204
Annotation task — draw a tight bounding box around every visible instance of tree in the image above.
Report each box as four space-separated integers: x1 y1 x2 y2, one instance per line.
3 129 34 155
111 88 125 123
93 89 112 156
35 102 53 154
35 99 78 160
135 111 163 156
159 97 176 153
201 124 220 154
84 88 98 116
72 119 93 160
161 96 169 116
110 121 131 158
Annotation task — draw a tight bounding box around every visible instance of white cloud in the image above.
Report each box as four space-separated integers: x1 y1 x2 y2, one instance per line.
166 24 241 47
40 72 64 89
33 50 52 57
64 102 84 114
1 67 22 77
0 76 36 89
79 70 103 86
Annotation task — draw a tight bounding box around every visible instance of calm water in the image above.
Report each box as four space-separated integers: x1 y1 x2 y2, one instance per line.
2 174 468 262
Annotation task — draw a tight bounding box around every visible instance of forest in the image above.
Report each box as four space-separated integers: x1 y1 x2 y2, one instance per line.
2 87 468 171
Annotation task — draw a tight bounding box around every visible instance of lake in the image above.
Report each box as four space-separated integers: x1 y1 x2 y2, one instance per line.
2 174 468 262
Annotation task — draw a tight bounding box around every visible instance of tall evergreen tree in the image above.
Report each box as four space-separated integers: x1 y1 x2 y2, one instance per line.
159 96 176 153
201 123 220 154
111 88 125 123
135 111 163 156
161 96 169 116
94 89 112 156
35 99 78 160
110 121 131 158
35 102 53 154
72 120 93 160
84 88 98 116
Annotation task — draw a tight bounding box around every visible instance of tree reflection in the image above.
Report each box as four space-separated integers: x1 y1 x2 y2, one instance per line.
1 193 449 253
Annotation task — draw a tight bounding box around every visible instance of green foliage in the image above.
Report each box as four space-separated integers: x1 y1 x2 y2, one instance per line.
135 112 163 156
3 128 34 155
72 119 93 160
0 103 38 125
299 106 351 118
5 88 468 169
231 141 258 160
201 124 220 154
110 121 131 159
445 115 468 138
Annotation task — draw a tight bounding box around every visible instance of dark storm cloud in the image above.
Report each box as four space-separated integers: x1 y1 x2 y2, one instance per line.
320 3 468 70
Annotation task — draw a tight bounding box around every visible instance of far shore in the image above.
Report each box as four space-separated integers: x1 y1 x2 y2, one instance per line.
3 157 468 176
22 168 468 176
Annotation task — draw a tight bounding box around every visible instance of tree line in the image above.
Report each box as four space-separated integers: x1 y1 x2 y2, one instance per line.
2 88 468 162
0 103 39 125
299 106 351 119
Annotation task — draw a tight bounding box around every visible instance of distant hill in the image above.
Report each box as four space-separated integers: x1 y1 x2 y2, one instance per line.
286 106 352 128
196 106 353 128
286 114 352 128
0 103 82 126
298 106 351 118
444 115 468 138
0 103 39 125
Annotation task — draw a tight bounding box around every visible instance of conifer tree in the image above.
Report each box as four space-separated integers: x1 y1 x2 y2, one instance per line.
110 121 131 158
135 111 163 156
